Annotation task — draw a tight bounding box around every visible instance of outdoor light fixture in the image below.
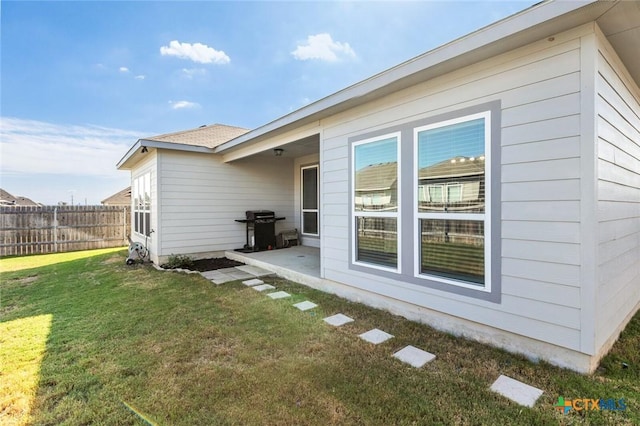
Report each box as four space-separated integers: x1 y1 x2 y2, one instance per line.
141 146 148 153
274 148 284 156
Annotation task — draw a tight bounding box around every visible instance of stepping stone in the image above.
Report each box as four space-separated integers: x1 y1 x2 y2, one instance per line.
323 313 354 327
293 301 317 311
228 270 255 280
217 267 241 274
359 328 394 345
266 287 291 300
267 291 291 300
236 265 274 277
201 270 225 280
393 345 435 368
490 375 543 408
252 284 276 292
211 278 233 285
242 278 264 286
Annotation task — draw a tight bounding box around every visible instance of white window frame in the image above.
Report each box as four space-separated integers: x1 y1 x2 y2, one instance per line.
301 164 319 236
133 172 151 237
351 132 401 273
413 111 491 292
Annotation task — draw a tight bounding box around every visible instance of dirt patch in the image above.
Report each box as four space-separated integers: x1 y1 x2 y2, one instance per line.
14 276 38 286
190 258 244 272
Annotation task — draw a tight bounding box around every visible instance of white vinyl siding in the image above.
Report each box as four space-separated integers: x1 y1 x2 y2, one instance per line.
594 34 640 351
157 151 295 256
320 24 591 352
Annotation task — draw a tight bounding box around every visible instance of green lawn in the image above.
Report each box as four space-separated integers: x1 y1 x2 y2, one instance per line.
1 249 638 425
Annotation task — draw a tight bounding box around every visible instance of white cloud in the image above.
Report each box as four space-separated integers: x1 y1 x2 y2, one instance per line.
291 33 356 62
181 68 206 79
135 75 146 80
169 100 200 110
119 66 129 72
0 117 143 177
160 40 230 64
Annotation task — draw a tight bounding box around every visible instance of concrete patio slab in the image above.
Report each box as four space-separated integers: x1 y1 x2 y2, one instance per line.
252 284 276 292
490 375 543 408
267 291 291 300
393 345 436 368
323 314 354 326
293 301 317 311
359 328 394 345
242 278 264 286
236 265 274 277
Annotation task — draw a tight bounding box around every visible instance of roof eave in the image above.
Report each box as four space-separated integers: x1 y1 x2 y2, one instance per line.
117 139 215 170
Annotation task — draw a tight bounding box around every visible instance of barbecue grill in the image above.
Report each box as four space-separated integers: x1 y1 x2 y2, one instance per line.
235 210 285 251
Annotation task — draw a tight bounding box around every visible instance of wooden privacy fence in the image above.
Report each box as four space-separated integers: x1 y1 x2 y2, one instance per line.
0 205 131 256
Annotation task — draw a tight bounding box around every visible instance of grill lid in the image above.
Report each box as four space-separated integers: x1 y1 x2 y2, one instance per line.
245 210 275 220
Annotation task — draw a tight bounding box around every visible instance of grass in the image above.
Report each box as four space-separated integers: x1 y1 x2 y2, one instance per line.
1 249 638 425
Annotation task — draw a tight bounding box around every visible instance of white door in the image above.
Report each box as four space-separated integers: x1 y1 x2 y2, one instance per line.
301 165 319 236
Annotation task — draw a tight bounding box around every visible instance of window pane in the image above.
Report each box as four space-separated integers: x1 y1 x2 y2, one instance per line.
144 212 151 236
302 167 318 210
144 174 151 211
356 217 397 268
354 137 398 212
420 219 484 284
418 118 485 213
302 212 318 235
134 211 140 234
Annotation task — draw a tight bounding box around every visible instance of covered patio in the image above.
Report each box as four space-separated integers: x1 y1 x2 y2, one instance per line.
226 245 321 286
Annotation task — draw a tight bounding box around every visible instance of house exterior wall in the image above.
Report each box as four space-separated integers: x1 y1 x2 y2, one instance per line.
155 150 295 263
318 24 597 370
130 151 159 260
594 29 640 356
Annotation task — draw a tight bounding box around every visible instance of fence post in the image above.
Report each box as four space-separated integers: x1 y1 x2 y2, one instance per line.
53 206 58 253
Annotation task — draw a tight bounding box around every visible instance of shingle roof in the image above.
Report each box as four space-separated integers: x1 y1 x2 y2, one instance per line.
0 188 40 206
355 162 397 192
101 186 131 206
145 123 250 149
419 156 484 180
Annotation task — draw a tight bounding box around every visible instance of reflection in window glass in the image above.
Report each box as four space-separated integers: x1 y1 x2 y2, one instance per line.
417 118 485 213
353 134 399 270
354 137 398 212
356 217 397 268
420 219 484 284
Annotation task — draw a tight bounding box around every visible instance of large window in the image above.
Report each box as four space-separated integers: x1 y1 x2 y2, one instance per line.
352 133 400 271
301 165 319 236
133 172 151 237
415 112 490 288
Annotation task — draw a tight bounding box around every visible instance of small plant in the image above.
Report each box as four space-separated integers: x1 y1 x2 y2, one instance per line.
161 254 194 270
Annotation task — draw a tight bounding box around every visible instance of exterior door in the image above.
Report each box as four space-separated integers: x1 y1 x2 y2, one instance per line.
301 165 319 236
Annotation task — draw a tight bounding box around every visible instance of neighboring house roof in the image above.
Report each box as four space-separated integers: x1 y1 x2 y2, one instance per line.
213 0 639 156
0 188 40 206
419 157 485 181
146 124 250 149
355 163 397 192
117 124 249 170
101 187 131 206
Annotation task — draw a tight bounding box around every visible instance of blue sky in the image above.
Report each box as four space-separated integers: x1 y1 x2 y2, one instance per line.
1 1 536 205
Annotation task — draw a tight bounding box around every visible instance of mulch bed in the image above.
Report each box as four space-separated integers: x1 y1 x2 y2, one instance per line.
189 257 244 272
